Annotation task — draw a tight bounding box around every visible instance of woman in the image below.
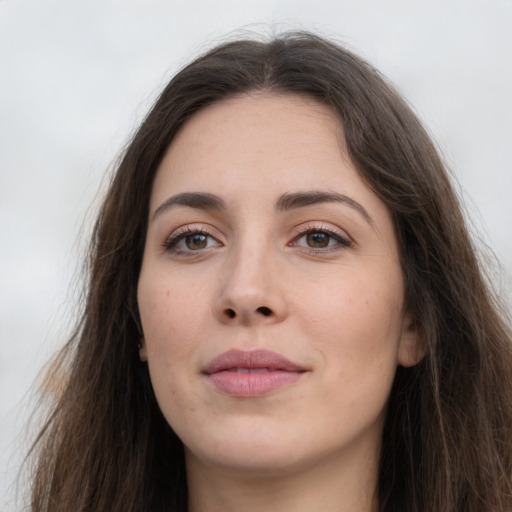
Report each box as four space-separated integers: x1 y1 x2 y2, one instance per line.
29 32 512 511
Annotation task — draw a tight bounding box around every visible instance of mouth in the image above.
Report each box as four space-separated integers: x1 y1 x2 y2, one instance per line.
203 349 307 397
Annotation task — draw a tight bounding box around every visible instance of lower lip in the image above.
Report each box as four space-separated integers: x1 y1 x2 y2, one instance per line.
207 370 303 397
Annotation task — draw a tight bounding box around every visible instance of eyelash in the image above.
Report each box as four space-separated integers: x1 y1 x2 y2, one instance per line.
164 226 221 255
290 224 351 252
163 224 351 256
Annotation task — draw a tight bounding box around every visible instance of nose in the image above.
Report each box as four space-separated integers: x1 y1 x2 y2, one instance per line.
213 245 288 326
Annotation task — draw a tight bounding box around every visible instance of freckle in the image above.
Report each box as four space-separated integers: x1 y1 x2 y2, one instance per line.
166 290 170 297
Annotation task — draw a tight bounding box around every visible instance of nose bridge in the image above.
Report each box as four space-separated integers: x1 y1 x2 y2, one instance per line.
214 227 287 325
230 238 270 296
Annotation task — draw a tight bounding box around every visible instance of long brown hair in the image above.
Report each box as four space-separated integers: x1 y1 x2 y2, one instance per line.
29 32 512 511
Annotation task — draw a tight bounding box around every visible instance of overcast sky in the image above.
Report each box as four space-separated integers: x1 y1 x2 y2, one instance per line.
1 0 511 508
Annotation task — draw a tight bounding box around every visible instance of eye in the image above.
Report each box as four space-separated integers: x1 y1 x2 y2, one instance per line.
292 228 350 251
165 229 221 254
303 232 334 248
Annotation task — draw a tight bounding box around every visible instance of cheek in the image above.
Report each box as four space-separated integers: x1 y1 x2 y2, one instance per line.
137 272 208 418
298 272 404 373
305 269 401 323
138 268 211 344
137 272 210 407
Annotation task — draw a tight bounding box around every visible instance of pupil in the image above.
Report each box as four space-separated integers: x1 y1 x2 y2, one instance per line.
186 234 207 250
307 232 329 248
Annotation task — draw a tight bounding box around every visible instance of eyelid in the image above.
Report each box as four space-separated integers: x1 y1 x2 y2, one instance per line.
161 221 351 255
163 224 223 253
289 222 352 250
291 222 351 240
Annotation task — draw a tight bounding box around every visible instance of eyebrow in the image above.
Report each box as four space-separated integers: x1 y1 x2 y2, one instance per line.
153 190 372 226
275 191 373 226
153 192 226 219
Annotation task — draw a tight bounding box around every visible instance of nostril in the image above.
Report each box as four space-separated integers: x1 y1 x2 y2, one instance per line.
257 306 272 316
225 308 236 318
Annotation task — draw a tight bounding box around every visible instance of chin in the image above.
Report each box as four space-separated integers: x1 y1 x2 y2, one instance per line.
182 421 308 475
187 444 311 478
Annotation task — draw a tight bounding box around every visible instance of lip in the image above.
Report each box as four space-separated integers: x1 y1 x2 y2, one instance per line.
203 349 307 397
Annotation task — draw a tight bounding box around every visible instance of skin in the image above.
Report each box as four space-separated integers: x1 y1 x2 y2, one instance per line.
137 93 421 512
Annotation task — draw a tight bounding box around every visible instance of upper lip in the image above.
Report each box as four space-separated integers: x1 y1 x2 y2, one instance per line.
203 349 306 374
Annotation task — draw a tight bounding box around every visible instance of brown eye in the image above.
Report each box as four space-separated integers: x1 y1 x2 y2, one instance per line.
185 234 208 250
306 232 330 248
165 230 221 254
292 229 351 251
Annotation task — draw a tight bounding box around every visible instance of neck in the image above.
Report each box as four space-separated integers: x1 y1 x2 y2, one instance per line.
186 443 380 512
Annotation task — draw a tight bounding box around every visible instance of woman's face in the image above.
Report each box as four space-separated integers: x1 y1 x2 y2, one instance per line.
138 94 420 478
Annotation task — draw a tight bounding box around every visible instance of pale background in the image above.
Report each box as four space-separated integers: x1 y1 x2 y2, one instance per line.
1 0 511 508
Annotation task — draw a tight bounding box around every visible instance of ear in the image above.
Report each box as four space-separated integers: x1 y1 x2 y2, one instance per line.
139 338 148 362
397 313 424 367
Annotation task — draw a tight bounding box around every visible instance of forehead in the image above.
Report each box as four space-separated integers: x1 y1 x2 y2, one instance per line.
150 93 386 224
